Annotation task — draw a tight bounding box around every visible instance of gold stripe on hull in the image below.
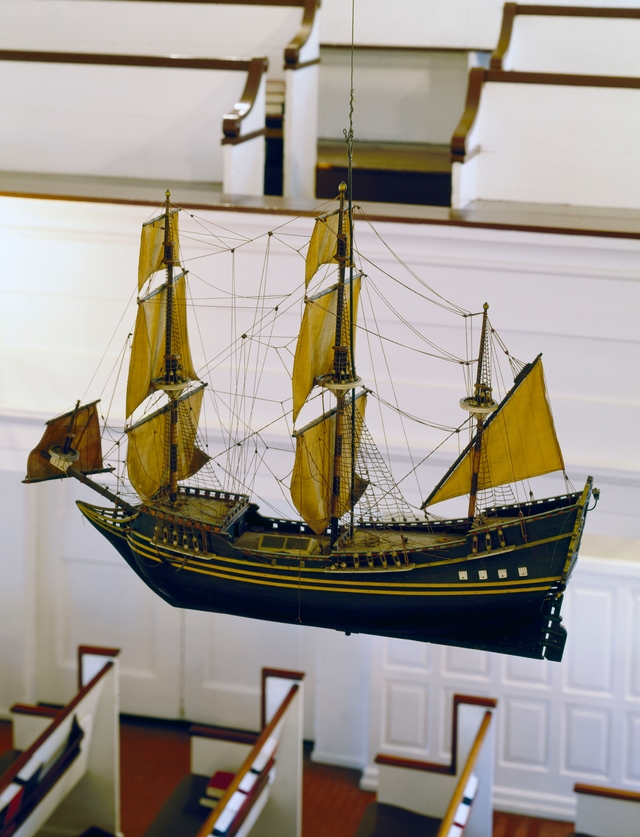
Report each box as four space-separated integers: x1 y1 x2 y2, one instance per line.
127 534 561 598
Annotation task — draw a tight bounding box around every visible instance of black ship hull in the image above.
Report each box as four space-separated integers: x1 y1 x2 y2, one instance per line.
77 478 593 661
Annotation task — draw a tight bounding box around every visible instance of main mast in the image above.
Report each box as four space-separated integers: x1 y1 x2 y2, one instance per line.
162 190 180 503
329 183 350 544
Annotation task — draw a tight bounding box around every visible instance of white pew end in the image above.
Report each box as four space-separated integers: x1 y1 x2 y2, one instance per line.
573 782 640 837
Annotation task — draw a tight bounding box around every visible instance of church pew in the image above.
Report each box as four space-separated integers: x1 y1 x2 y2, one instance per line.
569 783 640 837
355 695 496 837
450 68 640 210
0 0 320 198
491 4 640 75
0 50 267 197
0 646 120 837
144 668 304 837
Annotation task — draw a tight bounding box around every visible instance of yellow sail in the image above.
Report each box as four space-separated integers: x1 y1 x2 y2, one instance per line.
126 386 209 501
291 393 367 534
305 212 350 287
138 210 180 291
126 273 198 418
292 275 361 421
25 401 109 483
424 357 564 507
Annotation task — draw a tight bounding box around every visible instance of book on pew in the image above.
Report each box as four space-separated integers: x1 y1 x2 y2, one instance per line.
212 757 276 837
0 782 24 829
205 771 236 799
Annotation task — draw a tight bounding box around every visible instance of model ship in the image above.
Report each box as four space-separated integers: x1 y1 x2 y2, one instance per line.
25 187 597 661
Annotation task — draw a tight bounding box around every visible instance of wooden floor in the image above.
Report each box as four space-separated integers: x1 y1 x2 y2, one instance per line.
0 717 575 836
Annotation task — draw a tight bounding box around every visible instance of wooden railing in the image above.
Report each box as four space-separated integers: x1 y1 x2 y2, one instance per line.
451 68 640 163
194 681 301 837
437 710 493 837
0 50 268 146
491 3 640 70
370 694 497 837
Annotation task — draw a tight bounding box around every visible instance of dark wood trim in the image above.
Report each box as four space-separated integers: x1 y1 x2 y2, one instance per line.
518 4 640 19
491 4 640 70
321 44 482 54
375 754 452 774
9 704 60 719
222 56 269 141
78 645 120 692
491 2 517 70
221 128 267 146
286 56 320 71
0 661 113 790
261 668 305 729
3 184 640 240
487 69 640 88
375 694 497 776
574 783 640 803
284 0 319 69
451 67 485 162
452 68 640 162
195 683 300 837
188 725 259 746
0 49 253 72
89 0 310 5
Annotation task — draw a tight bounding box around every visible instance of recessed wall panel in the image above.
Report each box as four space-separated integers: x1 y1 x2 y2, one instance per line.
502 698 548 769
566 587 613 693
503 655 551 688
384 682 428 749
385 637 431 671
626 713 640 782
564 706 610 776
631 593 640 699
442 646 490 680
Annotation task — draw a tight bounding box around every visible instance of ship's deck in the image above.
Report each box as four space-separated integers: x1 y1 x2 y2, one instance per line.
234 526 463 556
151 491 248 529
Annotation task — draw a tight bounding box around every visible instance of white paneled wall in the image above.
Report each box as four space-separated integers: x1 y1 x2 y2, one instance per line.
363 546 640 819
0 195 638 815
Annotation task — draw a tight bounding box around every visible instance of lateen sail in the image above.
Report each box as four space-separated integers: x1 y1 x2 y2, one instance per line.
305 211 350 287
126 385 209 501
424 356 564 507
138 210 180 290
126 273 198 418
292 275 361 421
291 393 367 534
25 401 109 483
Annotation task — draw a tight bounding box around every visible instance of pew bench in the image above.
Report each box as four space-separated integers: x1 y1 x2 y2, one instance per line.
568 782 640 837
451 68 640 210
143 668 304 837
491 4 640 75
0 0 320 198
0 646 121 837
356 695 496 837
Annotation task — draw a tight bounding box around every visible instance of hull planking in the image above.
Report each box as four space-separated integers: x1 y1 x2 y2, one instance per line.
76 477 594 661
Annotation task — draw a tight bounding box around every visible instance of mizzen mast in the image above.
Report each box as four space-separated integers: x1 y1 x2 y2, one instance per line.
461 303 497 519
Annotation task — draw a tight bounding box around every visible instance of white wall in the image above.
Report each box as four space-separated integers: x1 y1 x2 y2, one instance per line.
320 0 505 50
502 14 640 75
0 195 638 804
319 48 468 145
